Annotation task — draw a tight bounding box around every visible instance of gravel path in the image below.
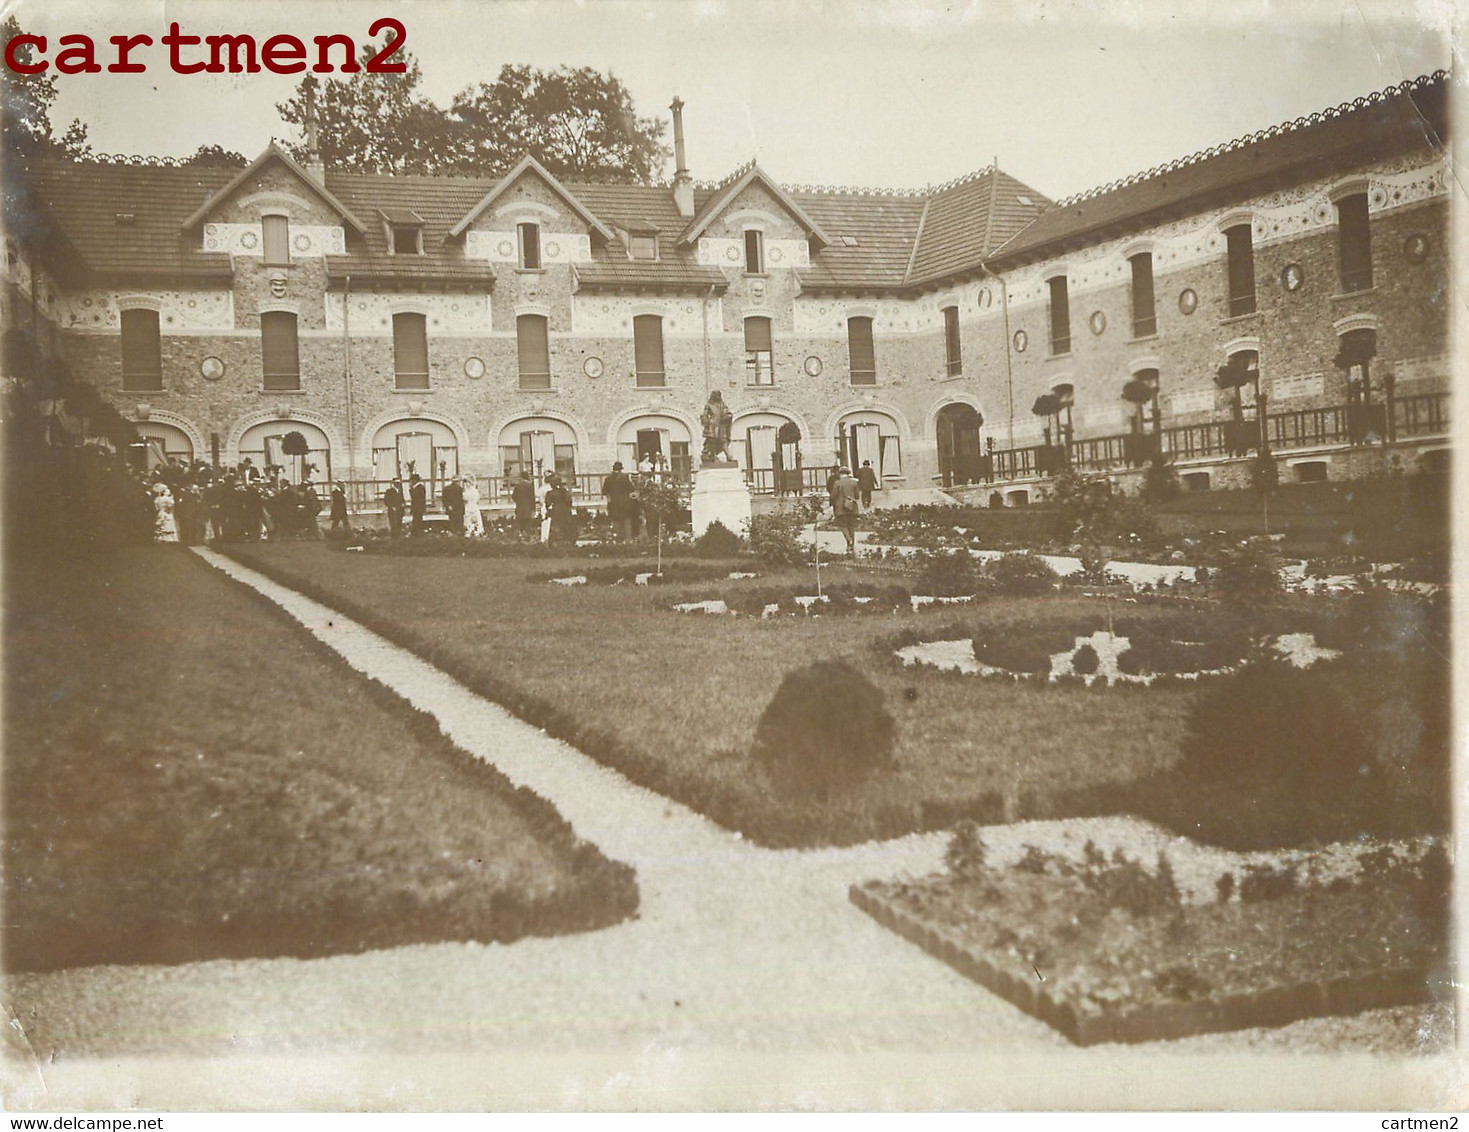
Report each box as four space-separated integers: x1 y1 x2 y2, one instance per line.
3 547 1445 1079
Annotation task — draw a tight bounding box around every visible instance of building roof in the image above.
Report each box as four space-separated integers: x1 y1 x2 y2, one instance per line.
988 71 1449 268
10 72 1447 295
180 143 368 234
447 154 616 241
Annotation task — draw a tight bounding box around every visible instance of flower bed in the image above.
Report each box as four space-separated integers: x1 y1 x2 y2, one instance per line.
530 561 750 587
851 832 1446 1045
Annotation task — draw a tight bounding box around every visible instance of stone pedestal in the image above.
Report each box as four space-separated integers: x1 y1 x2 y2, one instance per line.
690 462 752 540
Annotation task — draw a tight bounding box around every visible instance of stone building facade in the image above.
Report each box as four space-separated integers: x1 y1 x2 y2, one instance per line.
3 71 1451 507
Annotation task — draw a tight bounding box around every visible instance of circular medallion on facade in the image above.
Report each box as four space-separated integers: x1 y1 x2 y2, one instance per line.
463 356 486 380
803 355 823 377
293 233 311 252
769 246 784 263
1013 329 1028 353
1089 310 1107 336
498 240 514 257
725 246 741 262
1404 234 1430 264
583 356 605 379
545 241 561 258
1178 288 1198 315
1281 263 1305 292
200 356 226 381
240 230 259 249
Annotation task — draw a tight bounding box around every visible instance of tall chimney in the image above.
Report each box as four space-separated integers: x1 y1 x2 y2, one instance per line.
304 81 326 186
671 96 694 218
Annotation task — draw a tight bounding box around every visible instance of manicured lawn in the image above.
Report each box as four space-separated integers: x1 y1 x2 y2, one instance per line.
4 546 637 973
227 542 1199 847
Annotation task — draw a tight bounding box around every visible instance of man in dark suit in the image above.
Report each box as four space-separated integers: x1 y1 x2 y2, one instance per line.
602 461 634 540
383 479 405 538
857 459 879 510
409 473 427 537
440 476 465 534
511 472 537 539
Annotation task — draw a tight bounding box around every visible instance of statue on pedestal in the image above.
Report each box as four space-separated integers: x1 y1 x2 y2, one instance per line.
700 390 735 465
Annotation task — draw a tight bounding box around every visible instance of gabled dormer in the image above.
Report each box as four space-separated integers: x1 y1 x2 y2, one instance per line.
449 154 614 267
678 164 832 253
180 142 367 261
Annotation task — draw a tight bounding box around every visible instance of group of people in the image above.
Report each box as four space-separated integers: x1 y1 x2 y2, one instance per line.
380 473 485 539
142 456 351 545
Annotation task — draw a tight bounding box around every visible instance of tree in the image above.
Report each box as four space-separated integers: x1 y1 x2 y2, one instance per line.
277 54 667 181
183 144 248 169
1 17 91 161
448 66 667 182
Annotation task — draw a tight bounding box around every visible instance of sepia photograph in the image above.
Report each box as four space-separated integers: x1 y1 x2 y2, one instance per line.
0 0 1461 1113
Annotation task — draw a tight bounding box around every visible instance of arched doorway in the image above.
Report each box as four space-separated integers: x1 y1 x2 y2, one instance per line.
497 416 576 483
614 414 692 481
936 403 984 487
1336 328 1384 444
129 421 194 472
833 410 902 478
372 418 459 490
733 411 804 494
239 419 331 483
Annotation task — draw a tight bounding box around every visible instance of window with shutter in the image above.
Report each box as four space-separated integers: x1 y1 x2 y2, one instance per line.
633 315 665 387
1129 253 1157 338
744 316 773 386
1336 194 1373 292
120 308 162 391
1225 225 1256 316
517 314 551 389
393 312 429 389
1047 277 1071 355
943 306 962 376
262 215 290 266
744 229 764 275
518 223 541 270
848 316 876 384
261 311 300 390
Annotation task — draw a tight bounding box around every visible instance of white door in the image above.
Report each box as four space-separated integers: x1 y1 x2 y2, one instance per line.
746 426 776 473
853 423 882 472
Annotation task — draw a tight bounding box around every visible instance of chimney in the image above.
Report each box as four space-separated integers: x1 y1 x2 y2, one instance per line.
671 96 694 218
304 81 326 186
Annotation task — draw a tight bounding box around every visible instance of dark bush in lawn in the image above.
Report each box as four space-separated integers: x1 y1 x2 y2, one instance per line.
1166 650 1450 847
914 550 989 597
1211 543 1282 605
1072 643 1100 675
748 509 810 566
985 552 1060 596
694 519 743 558
753 659 895 795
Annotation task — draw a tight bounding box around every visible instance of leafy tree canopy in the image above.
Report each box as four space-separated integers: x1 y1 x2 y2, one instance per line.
183 144 248 169
277 50 667 181
1 16 91 162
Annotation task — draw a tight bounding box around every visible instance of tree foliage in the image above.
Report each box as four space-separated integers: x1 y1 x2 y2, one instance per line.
1 16 91 161
183 144 249 169
277 51 667 180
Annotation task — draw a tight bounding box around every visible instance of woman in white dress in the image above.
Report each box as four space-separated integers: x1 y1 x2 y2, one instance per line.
462 476 484 537
152 483 179 543
536 472 553 543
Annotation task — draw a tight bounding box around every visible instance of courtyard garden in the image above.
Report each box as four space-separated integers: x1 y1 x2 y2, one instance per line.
4 545 638 973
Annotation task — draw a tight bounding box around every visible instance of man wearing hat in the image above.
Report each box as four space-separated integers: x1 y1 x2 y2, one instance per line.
831 465 862 557
602 461 634 541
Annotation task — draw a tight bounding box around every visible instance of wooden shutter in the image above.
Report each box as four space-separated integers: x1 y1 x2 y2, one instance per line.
633 315 665 386
1225 226 1255 314
943 306 961 375
1337 194 1373 291
1130 253 1156 336
262 215 290 265
393 312 429 389
1047 277 1070 354
519 223 541 270
744 316 771 352
744 229 763 273
517 315 550 389
260 311 300 389
120 308 162 390
847 316 875 383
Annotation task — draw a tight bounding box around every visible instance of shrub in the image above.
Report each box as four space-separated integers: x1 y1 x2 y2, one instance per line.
945 820 989 877
914 550 988 597
747 508 810 566
1071 643 1099 675
752 659 895 796
985 552 1060 596
693 519 743 558
1215 871 1236 903
1239 863 1298 902
1212 542 1282 605
1076 848 1182 919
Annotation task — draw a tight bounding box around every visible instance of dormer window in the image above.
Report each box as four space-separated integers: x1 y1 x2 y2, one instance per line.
518 222 541 270
379 208 425 256
629 234 658 261
744 229 765 275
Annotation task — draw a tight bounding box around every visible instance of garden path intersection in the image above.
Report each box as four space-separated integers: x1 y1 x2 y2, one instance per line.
3 546 1442 1078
